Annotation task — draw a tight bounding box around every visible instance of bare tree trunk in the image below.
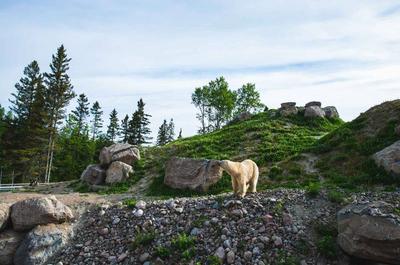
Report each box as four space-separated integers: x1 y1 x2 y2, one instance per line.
44 134 52 183
47 138 56 183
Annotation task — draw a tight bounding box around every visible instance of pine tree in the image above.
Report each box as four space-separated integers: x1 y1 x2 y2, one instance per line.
120 114 129 143
71 93 89 135
90 101 103 139
167 118 175 142
156 119 168 146
44 45 75 183
127 99 152 145
136 99 152 145
9 61 42 122
106 109 119 142
178 128 183 139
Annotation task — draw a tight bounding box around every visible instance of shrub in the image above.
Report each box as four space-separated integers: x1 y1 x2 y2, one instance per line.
306 182 320 197
317 235 337 259
171 233 196 251
327 190 344 203
123 198 137 208
155 246 171 258
131 230 156 249
207 255 222 265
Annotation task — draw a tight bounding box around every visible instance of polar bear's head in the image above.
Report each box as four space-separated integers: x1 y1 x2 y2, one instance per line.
219 160 230 170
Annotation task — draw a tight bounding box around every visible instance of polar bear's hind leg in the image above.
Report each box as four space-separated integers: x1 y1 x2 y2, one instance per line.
249 163 259 193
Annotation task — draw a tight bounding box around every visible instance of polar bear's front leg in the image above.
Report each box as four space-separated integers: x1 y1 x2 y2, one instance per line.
238 179 248 198
231 176 238 194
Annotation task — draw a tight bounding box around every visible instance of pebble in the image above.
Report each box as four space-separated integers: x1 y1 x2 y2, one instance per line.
244 251 252 260
215 246 225 260
139 252 150 262
136 200 147 209
227 250 235 264
134 209 144 217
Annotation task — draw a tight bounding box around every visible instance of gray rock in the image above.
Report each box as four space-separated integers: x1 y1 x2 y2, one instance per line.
215 246 225 260
136 200 147 210
0 229 25 265
279 102 298 117
14 223 73 265
337 201 400 264
0 203 10 231
229 112 252 125
105 161 133 184
164 157 223 192
244 251 252 260
226 250 235 264
304 106 325 118
99 143 140 166
305 101 322 107
281 102 296 108
80 164 106 185
11 196 74 231
323 106 339 119
139 252 150 262
373 140 400 177
134 209 144 217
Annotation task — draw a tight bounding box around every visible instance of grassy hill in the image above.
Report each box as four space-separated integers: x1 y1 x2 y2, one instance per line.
137 110 343 197
310 100 400 190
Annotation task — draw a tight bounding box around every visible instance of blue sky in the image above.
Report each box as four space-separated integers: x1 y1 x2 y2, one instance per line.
1 1 400 138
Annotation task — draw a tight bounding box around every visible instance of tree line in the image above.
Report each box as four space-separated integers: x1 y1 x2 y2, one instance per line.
0 46 265 184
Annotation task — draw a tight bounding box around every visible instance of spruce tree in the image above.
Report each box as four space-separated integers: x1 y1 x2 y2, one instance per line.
90 101 103 139
106 109 119 142
136 99 152 145
127 99 152 145
178 128 183 139
156 119 168 146
71 93 89 135
120 114 129 143
44 45 75 182
167 118 175 142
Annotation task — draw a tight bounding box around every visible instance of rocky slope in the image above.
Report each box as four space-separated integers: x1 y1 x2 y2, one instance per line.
48 189 400 265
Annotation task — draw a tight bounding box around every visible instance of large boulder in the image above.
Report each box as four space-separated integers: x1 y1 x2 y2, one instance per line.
105 161 133 184
11 196 74 231
305 101 322 107
0 229 25 265
373 140 400 177
279 102 298 117
80 164 106 185
14 223 73 265
323 106 339 119
304 106 325 118
99 143 140 166
164 157 223 192
0 203 10 231
337 201 400 264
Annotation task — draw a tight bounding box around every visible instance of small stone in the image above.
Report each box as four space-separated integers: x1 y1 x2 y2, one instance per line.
98 228 109 235
282 213 293 226
223 239 231 248
263 214 273 223
134 209 144 217
300 260 307 265
273 236 283 247
244 251 252 260
190 227 200 236
118 253 127 262
211 217 219 223
143 262 150 265
99 210 105 216
112 217 120 225
136 200 146 209
227 250 235 264
139 252 150 262
259 236 269 243
253 246 261 256
215 246 225 260
175 207 184 213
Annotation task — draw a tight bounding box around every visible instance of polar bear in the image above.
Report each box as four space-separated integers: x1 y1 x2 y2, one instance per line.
219 159 259 198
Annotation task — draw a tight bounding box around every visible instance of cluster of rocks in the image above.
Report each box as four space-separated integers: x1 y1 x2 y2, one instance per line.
278 101 339 119
45 189 400 265
81 143 140 187
164 157 223 192
0 196 74 265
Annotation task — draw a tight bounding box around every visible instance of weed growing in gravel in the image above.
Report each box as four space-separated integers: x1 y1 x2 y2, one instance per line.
305 182 320 197
171 233 196 251
192 215 209 228
207 255 222 265
182 248 196 261
275 250 300 265
314 221 338 259
131 230 156 250
327 190 345 203
155 246 171 258
123 198 137 208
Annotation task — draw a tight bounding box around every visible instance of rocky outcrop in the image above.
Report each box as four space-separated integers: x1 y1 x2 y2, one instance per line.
14 223 73 265
395 125 400 136
164 157 223 191
99 143 140 166
279 102 298 117
304 106 325 118
305 101 321 108
11 196 74 231
0 229 25 265
373 140 400 177
323 106 339 119
81 164 106 185
0 203 10 231
337 201 400 264
105 161 134 184
229 112 252 124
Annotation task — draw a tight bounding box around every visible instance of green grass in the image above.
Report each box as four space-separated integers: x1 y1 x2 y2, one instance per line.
171 233 196 251
207 256 222 265
131 230 156 250
141 110 342 197
123 198 137 208
155 246 171 259
314 221 338 259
